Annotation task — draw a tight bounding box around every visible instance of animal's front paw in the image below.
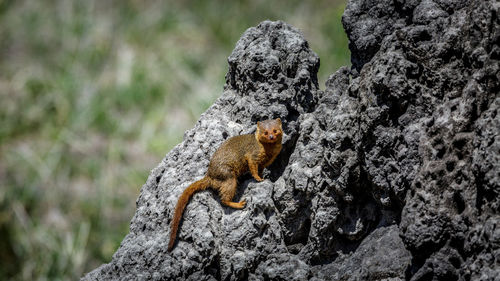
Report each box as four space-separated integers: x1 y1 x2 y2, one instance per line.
254 176 264 182
238 200 247 209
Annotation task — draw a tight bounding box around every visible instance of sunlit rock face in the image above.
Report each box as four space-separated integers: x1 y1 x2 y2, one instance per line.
83 0 499 279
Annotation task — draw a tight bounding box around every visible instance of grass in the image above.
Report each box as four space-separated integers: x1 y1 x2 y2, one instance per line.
0 0 349 279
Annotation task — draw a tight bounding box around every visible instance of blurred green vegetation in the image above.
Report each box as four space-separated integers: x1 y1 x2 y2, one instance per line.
0 0 349 279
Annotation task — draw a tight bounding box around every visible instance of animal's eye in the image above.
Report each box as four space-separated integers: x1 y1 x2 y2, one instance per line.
273 129 277 133
264 131 268 135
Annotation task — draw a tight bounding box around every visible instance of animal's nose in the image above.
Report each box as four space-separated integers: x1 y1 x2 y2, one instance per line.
268 135 274 140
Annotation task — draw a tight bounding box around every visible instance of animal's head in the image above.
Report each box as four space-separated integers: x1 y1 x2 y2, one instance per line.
256 118 283 144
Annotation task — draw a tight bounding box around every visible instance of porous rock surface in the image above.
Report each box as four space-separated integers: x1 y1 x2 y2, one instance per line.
84 0 499 279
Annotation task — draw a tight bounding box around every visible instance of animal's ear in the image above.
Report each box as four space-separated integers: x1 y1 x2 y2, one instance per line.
257 121 262 128
276 118 281 124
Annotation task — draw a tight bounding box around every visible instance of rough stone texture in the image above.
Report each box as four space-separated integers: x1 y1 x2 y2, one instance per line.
83 0 499 279
312 225 410 281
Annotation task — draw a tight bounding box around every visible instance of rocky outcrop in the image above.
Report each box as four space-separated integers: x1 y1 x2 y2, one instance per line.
83 0 499 280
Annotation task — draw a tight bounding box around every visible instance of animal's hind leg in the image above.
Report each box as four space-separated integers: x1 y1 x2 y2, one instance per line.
218 177 246 209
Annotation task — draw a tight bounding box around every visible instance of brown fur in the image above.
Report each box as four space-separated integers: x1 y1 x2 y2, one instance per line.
167 118 283 251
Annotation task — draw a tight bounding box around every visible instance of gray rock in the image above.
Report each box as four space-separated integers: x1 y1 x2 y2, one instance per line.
84 20 320 281
83 0 499 279
313 225 411 281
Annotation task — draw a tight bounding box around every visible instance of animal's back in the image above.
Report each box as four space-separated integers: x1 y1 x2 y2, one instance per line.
207 134 258 179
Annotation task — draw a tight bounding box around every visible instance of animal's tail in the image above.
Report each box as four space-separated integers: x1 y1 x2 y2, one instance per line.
168 176 210 251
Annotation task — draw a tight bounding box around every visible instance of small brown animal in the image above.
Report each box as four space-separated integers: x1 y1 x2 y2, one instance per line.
168 118 283 251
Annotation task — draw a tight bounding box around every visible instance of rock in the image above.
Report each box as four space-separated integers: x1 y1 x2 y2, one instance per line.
83 0 499 279
83 20 320 281
312 225 411 281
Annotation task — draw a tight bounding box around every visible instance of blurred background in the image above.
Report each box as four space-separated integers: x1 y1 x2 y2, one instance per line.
0 0 349 279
